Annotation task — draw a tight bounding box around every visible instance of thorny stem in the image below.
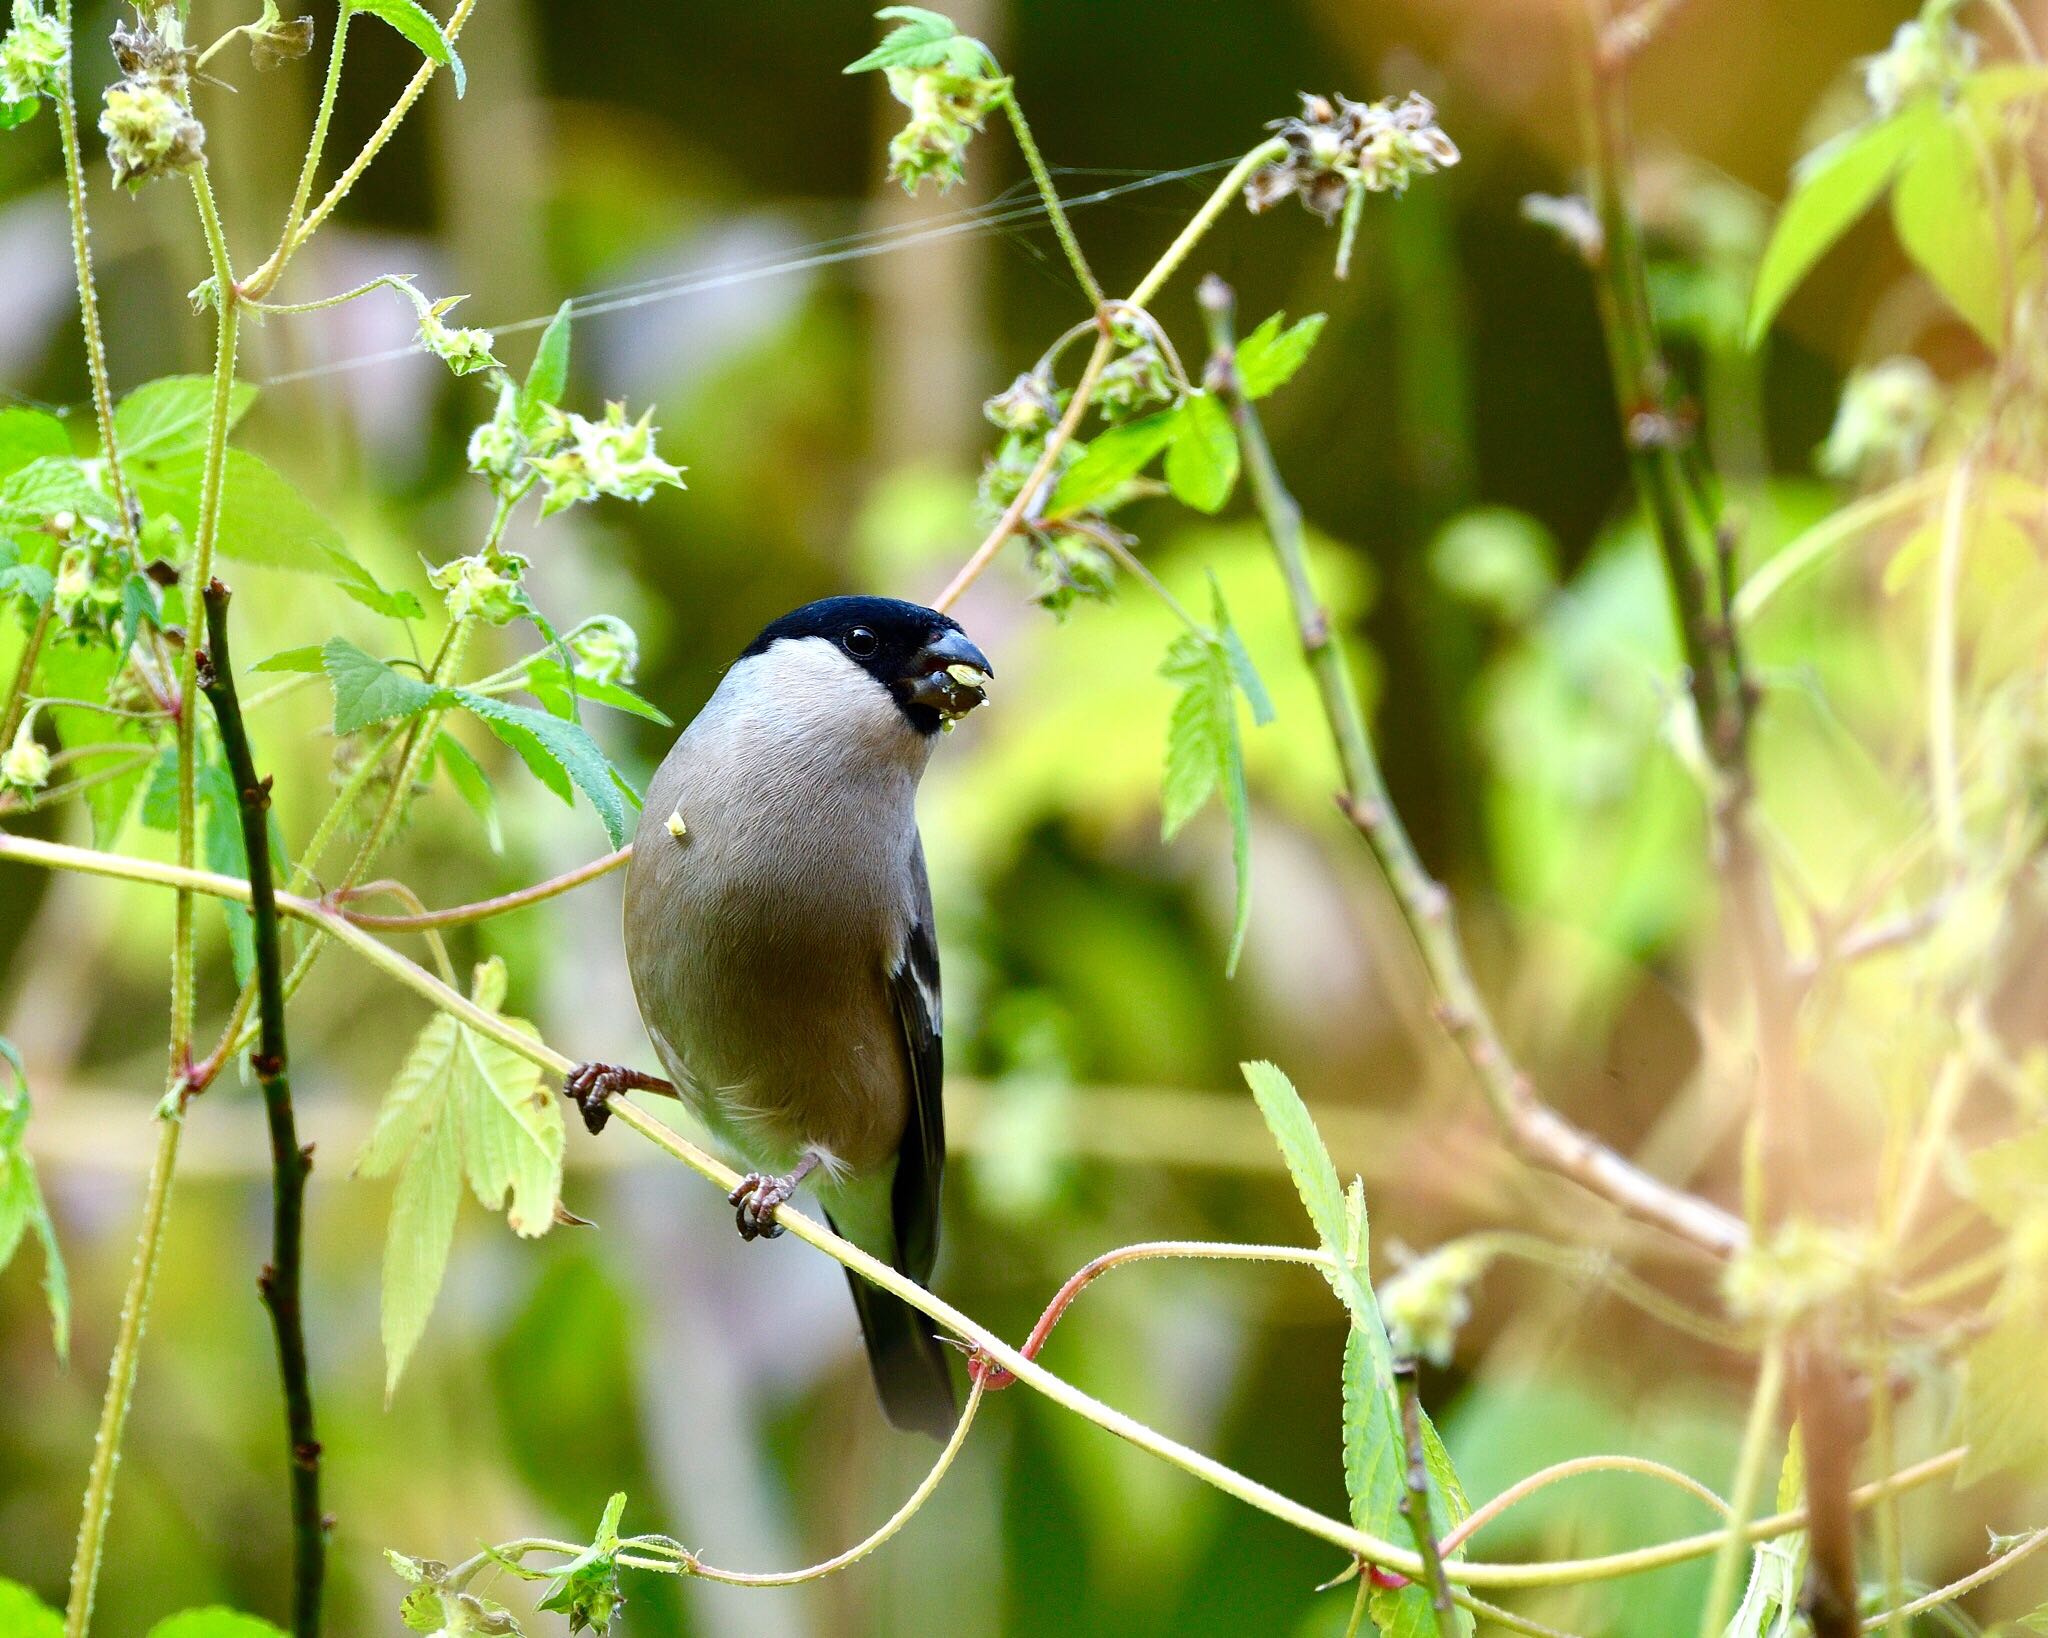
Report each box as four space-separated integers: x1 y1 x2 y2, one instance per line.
0 830 1982 1600
197 583 324 1638
1199 273 1747 1260
1698 1331 1787 1638
64 1115 182 1638
1859 1527 2048 1631
246 5 354 301
1394 1362 1455 1633
930 138 1287 612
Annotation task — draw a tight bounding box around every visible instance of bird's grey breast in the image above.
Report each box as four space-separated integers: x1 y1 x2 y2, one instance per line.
620 640 932 1167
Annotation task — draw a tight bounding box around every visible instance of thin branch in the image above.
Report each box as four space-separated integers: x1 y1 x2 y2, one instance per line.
1198 273 1746 1261
1394 1361 1455 1633
1858 1527 2048 1631
1699 1332 1788 1637
198 583 324 1638
1440 1454 1729 1558
930 137 1287 612
335 846 631 929
997 93 1105 312
0 829 1967 1598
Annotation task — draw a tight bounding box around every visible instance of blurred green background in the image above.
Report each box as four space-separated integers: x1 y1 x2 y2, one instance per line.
3 0 2036 1632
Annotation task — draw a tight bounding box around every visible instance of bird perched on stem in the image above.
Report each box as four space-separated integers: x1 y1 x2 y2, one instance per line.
568 596 993 1438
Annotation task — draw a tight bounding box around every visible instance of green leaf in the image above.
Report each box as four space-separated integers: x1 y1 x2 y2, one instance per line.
1747 108 1930 346
0 408 71 479
1044 408 1181 519
113 376 258 462
0 98 39 130
434 731 503 853
145 1611 289 1638
524 656 673 725
349 0 466 95
0 1038 68 1364
39 640 149 845
1241 1061 1373 1319
1891 110 2031 346
0 1578 63 1638
448 690 631 847
1164 391 1239 514
322 639 437 735
0 455 118 527
0 562 54 609
252 645 328 674
519 302 573 432
1958 1315 2048 1486
1234 311 1327 399
844 6 981 74
372 1081 464 1400
358 959 560 1398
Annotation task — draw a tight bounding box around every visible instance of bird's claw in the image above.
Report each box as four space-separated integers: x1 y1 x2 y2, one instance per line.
564 1062 634 1135
729 1171 796 1241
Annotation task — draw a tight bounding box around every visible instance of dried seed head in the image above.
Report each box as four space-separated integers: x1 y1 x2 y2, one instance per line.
99 78 203 188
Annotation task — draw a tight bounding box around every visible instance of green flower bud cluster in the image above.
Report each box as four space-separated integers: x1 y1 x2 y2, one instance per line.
566 615 639 686
99 13 203 189
1863 8 1978 116
0 1 67 117
413 292 499 378
1380 1240 1491 1367
1246 92 1460 220
883 62 1005 193
429 549 530 627
1 716 50 796
528 402 687 518
1817 357 1942 482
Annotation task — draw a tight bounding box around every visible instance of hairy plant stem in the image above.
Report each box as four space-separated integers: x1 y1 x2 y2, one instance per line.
1394 1362 1455 1633
198 583 324 1638
63 1113 181 1638
249 4 353 300
931 137 1287 611
1440 1454 1728 1557
998 94 1104 311
1699 1332 1788 1637
336 845 630 929
244 0 482 296
1198 274 1746 1259
0 606 55 750
0 829 1980 1599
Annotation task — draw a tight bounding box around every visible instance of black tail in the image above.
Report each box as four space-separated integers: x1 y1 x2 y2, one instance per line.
830 1233 957 1439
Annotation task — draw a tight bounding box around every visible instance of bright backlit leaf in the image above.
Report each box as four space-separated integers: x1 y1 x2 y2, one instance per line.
350 0 465 95
1234 311 1327 400
1164 391 1239 514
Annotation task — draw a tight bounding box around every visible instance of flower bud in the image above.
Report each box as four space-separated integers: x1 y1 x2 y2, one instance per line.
0 3 67 107
983 372 1059 432
99 79 203 189
1864 15 1978 116
1380 1241 1490 1367
429 550 528 626
465 381 526 484
1818 357 1942 482
416 296 499 377
2 719 51 794
530 402 685 518
567 615 640 686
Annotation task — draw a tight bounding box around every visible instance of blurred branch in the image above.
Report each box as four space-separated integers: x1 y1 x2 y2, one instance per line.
1198 273 1746 1261
1698 1332 1788 1636
1860 1526 2048 1631
197 582 324 1638
1439 1453 1729 1557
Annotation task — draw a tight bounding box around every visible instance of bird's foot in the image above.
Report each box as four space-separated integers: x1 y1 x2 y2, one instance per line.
563 1061 673 1136
728 1152 822 1242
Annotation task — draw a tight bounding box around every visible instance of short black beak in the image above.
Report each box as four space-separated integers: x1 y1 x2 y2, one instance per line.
896 627 993 721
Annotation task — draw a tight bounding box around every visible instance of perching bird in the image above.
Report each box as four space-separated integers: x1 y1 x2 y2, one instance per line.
568 596 992 1438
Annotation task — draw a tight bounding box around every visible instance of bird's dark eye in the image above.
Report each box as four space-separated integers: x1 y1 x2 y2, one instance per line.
844 627 879 658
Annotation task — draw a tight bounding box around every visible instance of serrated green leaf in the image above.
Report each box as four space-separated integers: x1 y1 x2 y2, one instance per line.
0 562 54 609
434 731 503 853
519 302 572 432
1747 108 1930 346
524 656 673 725
113 376 258 462
1160 642 1226 842
1164 392 1239 514
0 1040 68 1366
40 640 150 845
0 408 71 479
252 645 327 674
1891 110 2031 347
359 961 563 1397
1045 407 1181 519
134 449 355 580
323 639 437 734
1240 1060 1375 1321
449 690 630 847
350 0 465 95
145 1610 289 1638
1212 575 1274 724
0 1578 63 1638
1958 1316 2048 1486
844 6 967 74
0 455 118 527
376 1084 462 1402
1234 311 1327 400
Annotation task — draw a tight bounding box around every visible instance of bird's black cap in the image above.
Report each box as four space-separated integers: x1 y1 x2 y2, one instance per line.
741 596 991 734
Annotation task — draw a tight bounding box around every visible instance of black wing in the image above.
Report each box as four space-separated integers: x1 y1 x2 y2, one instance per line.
886 843 945 1283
